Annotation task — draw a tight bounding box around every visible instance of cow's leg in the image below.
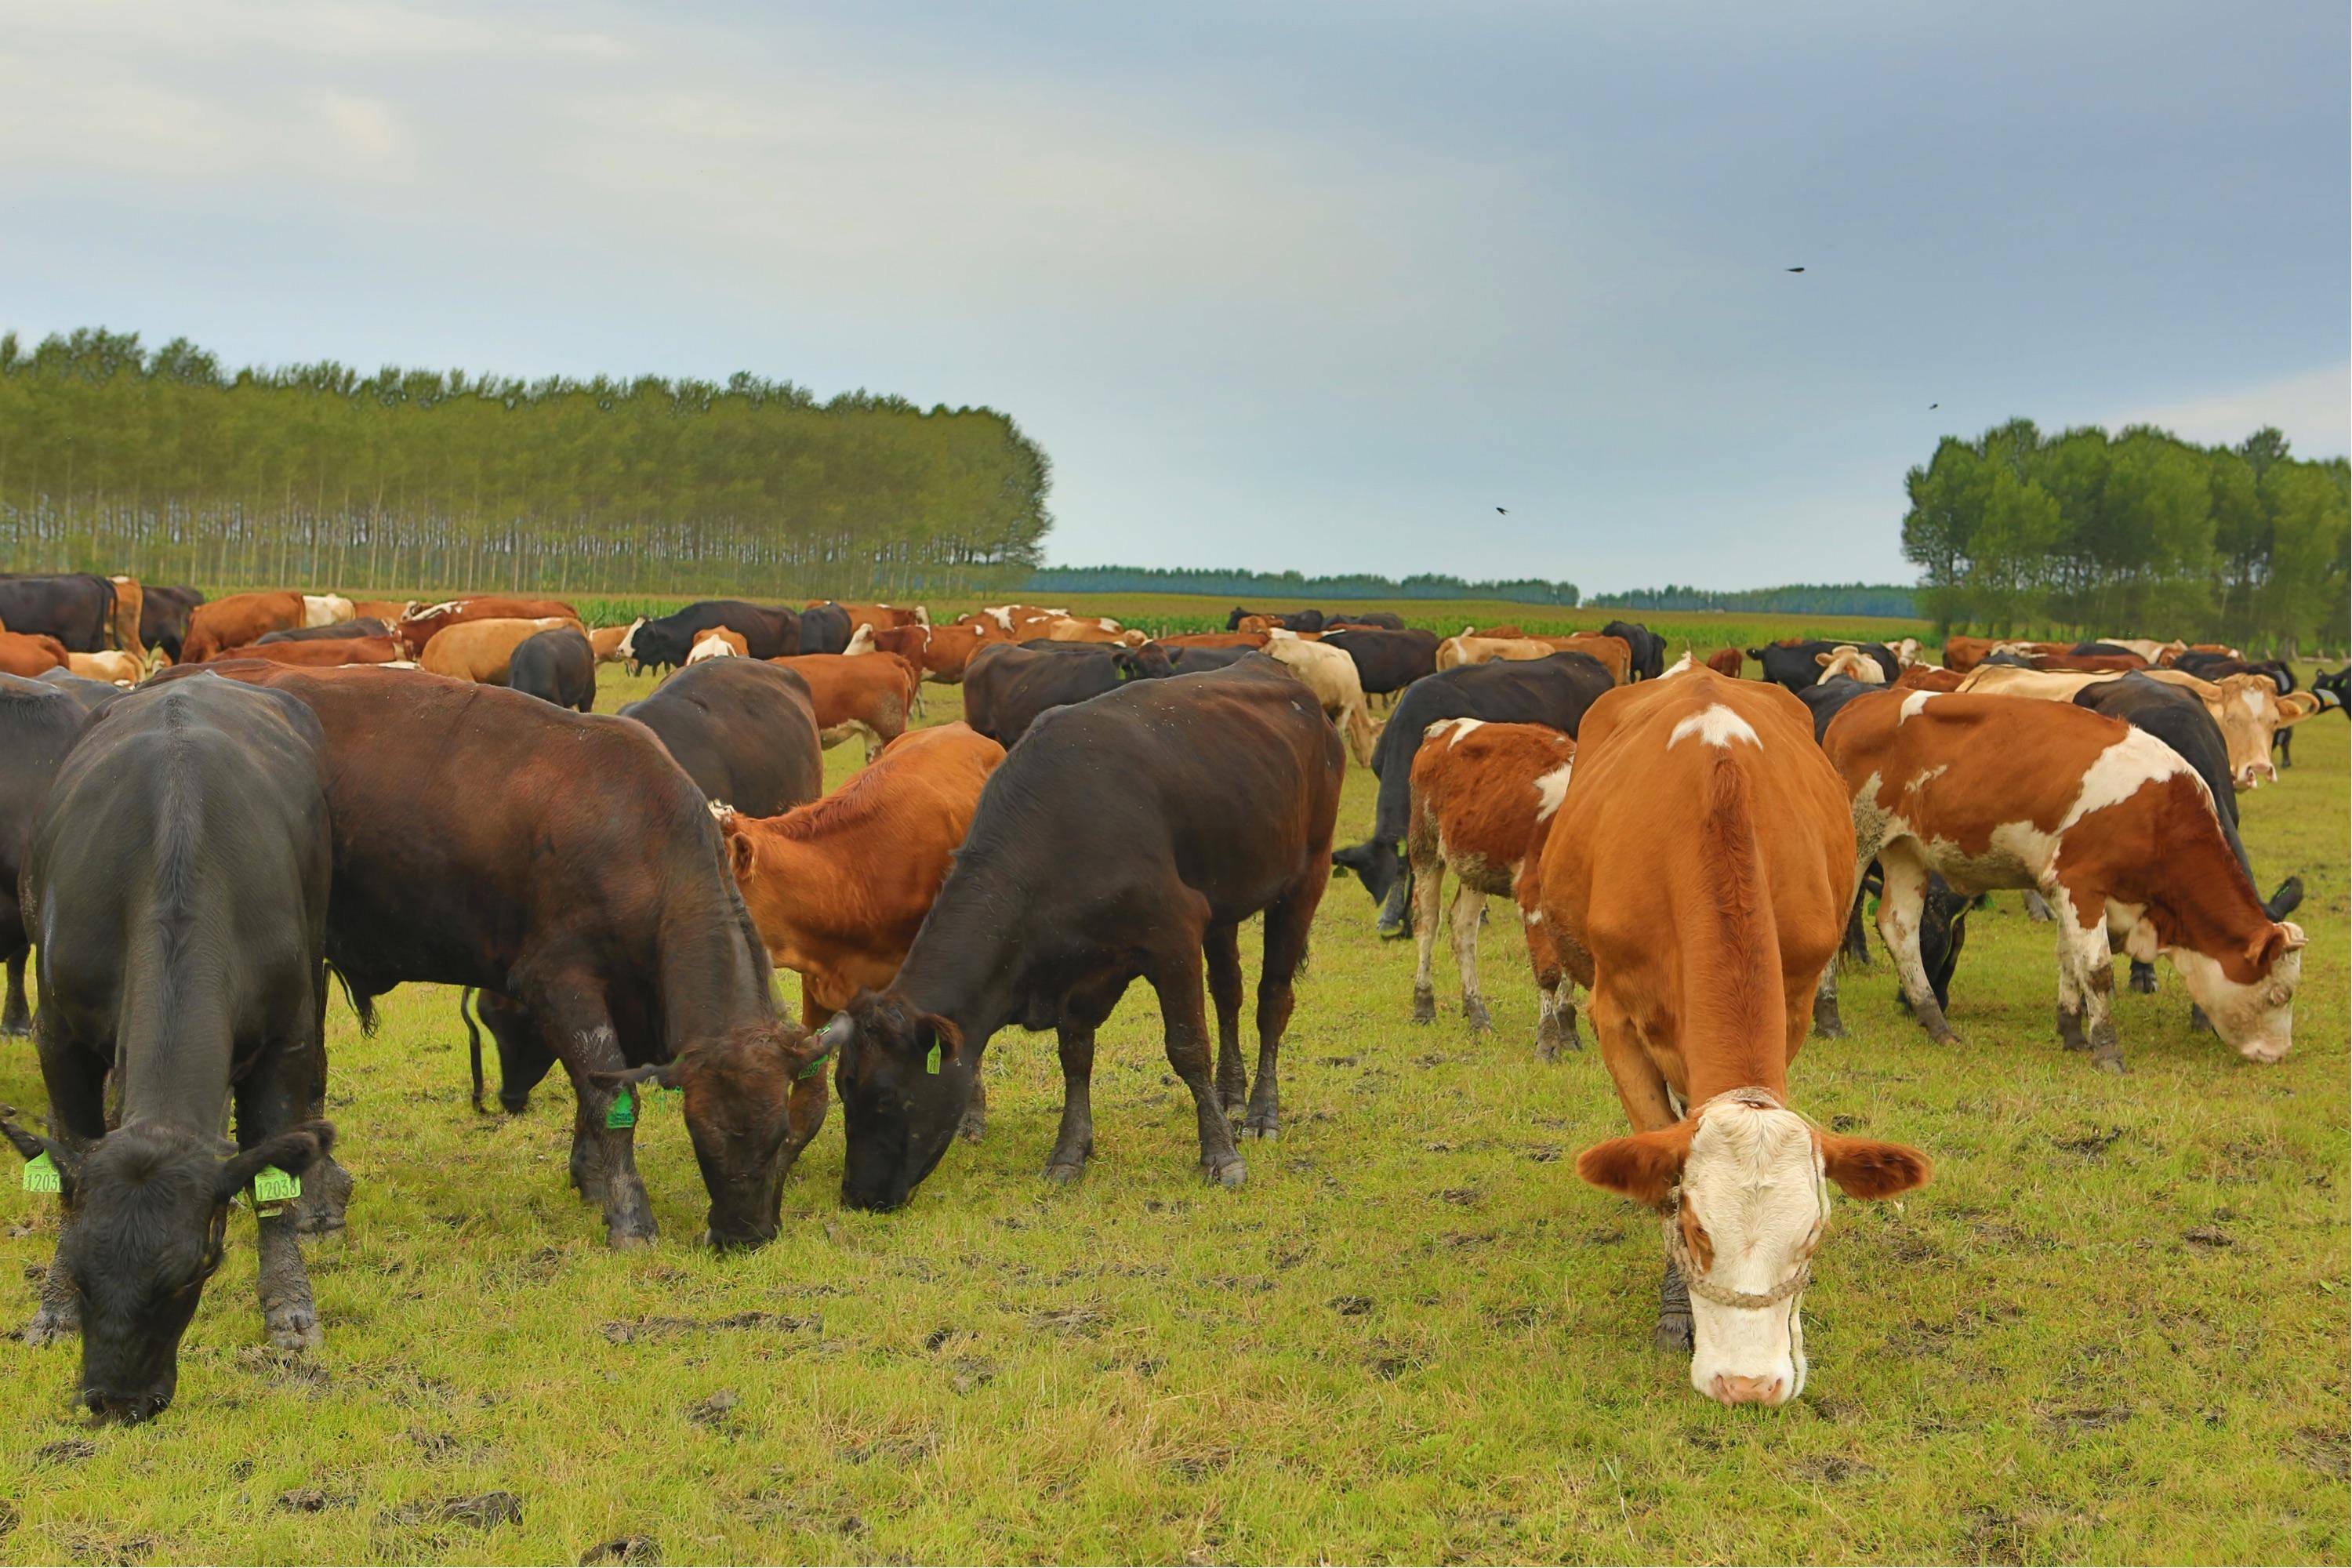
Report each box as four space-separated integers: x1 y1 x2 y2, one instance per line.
533 982 657 1247
1409 858 1444 1025
2 948 28 1036
25 1020 107 1345
1842 881 1872 967
2021 890 2056 922
2055 893 2125 1073
1811 956 1845 1040
1591 991 1690 1352
233 1064 324 1352
1149 927 1247 1186
2129 958 2159 995
1204 921 1247 1114
1450 884 1493 1034
1042 1001 1111 1183
1241 879 1319 1142
1525 908 1580 1058
294 965 352 1235
1875 850 1959 1044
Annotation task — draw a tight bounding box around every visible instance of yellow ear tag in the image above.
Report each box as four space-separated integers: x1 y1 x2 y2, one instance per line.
250 1166 300 1213
23 1152 60 1193
925 1043 942 1075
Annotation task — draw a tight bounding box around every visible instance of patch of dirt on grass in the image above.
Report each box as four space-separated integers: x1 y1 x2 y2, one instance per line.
1786 1453 1877 1485
2294 1425 2350 1480
579 1534 660 1565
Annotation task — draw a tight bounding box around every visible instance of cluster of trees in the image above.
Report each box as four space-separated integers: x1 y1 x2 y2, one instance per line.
1588 582 1918 617
1022 564 1580 604
0 328 1053 598
1903 419 2349 654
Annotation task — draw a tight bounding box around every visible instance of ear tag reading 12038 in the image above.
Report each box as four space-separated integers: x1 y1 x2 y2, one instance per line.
925 1043 942 1076
605 1087 637 1130
250 1166 300 1214
23 1152 60 1193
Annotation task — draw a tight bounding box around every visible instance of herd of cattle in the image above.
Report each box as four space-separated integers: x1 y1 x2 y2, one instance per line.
0 568 2338 1422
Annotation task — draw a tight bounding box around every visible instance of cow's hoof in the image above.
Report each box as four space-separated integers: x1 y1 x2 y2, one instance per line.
1377 922 1410 943
265 1308 322 1352
2189 1006 2215 1036
24 1305 76 1347
2093 1054 2128 1076
2129 968 2159 995
0 1018 29 1039
956 1115 987 1144
1205 1157 1247 1189
1042 1160 1085 1185
1932 1029 1962 1047
1220 1093 1247 1116
295 1160 354 1235
1462 1000 1494 1035
1653 1313 1694 1355
1812 1015 1846 1040
1410 990 1436 1024
1238 1120 1278 1142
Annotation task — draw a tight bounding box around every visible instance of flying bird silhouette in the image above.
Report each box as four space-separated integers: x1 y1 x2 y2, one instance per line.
1786 267 1806 273
1496 506 1508 515
1930 402 1940 409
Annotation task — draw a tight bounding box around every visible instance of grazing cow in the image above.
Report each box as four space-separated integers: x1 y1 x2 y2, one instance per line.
1939 635 2000 673
1600 620 1666 681
419 616 584 684
64 651 141 684
183 591 306 662
0 675 109 1035
1263 630 1378 764
1334 653 1617 936
1541 633 1632 684
0 632 72 677
1159 631 1270 650
1536 670 1929 1404
256 618 392 646
1889 637 1922 669
590 622 641 664
0 574 118 652
1326 611 1406 630
1704 648 1744 677
1812 645 1886 684
2170 653 2301 764
770 652 920 760
103 577 145 657
136 586 204 663
4 679 336 1421
611 601 799 671
960 641 1175 748
1319 627 1439 703
391 597 581 658
1400 719 1577 1049
688 628 749 663
816 660 1344 1210
151 663 826 1249
977 604 1071 640
818 601 927 634
1225 606 1324 633
1824 691 2307 1069
219 636 408 670
618 658 824 817
718 724 1005 1025
1040 615 1145 645
1744 639 1902 695
507 626 597 712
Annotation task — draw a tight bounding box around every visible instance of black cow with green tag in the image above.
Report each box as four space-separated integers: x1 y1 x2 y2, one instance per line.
1 679 338 1421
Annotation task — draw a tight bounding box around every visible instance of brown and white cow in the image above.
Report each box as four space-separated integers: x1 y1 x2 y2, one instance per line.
394 597 579 657
1534 669 1929 1405
302 594 357 629
1958 665 2314 789
1891 663 1965 692
974 604 1069 639
2097 638 2187 666
1436 633 1555 670
768 652 918 760
1823 690 2307 1069
687 627 749 663
590 622 641 664
1812 645 1886 684
216 635 409 670
717 722 1004 1025
919 621 1004 684
1400 718 1576 1050
65 650 145 684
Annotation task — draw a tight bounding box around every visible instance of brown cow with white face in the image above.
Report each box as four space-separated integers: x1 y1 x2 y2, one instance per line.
1534 669 1930 1406
1824 690 2306 1069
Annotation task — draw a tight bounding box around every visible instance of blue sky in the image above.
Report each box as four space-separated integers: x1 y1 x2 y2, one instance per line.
1 0 2343 591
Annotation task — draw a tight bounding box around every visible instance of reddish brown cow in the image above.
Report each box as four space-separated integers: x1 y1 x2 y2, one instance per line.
817 601 927 634
183 591 307 662
920 622 1004 683
0 632 71 677
1704 648 1743 677
1939 635 1998 673
768 652 918 760
218 636 408 669
1539 633 1632 684
1402 719 1576 1051
394 597 579 656
1824 690 2307 1069
717 723 1005 1025
1158 632 1270 650
1533 670 1929 1406
2031 652 2148 673
1892 663 1965 692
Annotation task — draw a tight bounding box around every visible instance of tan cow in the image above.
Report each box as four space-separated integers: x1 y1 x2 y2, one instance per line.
976 604 1069 638
2097 638 2187 666
687 628 748 663
1041 615 1146 646
1436 633 1555 670
303 594 357 629
218 635 409 669
1535 669 1929 1406
1813 645 1886 684
183 591 307 662
1958 665 2311 789
394 597 580 656
66 650 143 684
419 616 584 684
1262 630 1377 764
590 622 641 664
105 576 146 658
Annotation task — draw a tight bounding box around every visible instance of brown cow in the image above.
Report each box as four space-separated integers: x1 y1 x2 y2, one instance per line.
221 636 409 669
1704 648 1743 677
351 599 419 625
768 652 918 760
1824 689 2307 1069
2030 652 2148 673
1402 719 1576 1049
1536 669 1929 1405
104 576 146 658
1939 635 1998 673
419 617 583 684
1891 662 1965 692
1158 632 1270 650
973 604 1069 639
0 632 71 677
1468 624 1525 639
920 621 1005 684
590 623 640 664
183 591 307 662
718 723 1004 1025
394 597 579 656
1540 633 1632 684
816 601 927 634
846 622 931 663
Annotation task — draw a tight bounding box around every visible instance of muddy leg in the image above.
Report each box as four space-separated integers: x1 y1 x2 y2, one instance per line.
2056 906 2125 1073
1043 1021 1097 1184
1242 883 1317 1142
1152 939 1247 1185
1450 886 1492 1034
2022 890 2056 922
24 1020 104 1345
958 1076 989 1143
1206 922 1247 1113
296 975 352 1235
541 996 656 1247
1812 958 1846 1040
1409 860 1443 1023
1876 850 1960 1044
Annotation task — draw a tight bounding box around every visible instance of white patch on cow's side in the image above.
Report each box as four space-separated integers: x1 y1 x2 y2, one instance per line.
417 599 463 619
1664 651 1697 676
1897 690 1940 724
983 606 1016 633
1900 763 1948 797
1667 704 1760 750
615 618 643 661
2058 731 2188 833
1523 908 1542 925
1425 716 1484 746
1532 761 1573 821
844 625 876 655
687 632 739 663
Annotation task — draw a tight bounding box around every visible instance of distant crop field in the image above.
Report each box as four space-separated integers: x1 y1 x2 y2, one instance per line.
0 641 2339 1564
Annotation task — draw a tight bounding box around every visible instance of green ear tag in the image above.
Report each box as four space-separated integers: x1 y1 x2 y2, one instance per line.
797 1054 829 1080
605 1087 637 1130
23 1152 60 1194
250 1166 300 1211
924 1043 942 1076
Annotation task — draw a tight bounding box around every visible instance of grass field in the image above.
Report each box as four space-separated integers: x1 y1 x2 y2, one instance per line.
0 631 2343 1565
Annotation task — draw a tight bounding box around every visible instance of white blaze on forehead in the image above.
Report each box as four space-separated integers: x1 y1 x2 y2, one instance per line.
1681 1101 1824 1403
1667 704 1760 750
1899 690 1940 724
1532 761 1573 821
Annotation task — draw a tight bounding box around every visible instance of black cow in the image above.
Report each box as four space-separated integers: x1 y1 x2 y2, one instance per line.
808 659 1344 1211
1164 644 1259 674
0 675 111 1034
256 618 391 645
2316 665 2348 713
961 641 1176 747
0 574 117 652
33 668 128 710
138 586 204 663
1744 638 1902 693
1601 619 1667 681
507 626 597 712
1224 606 1323 632
1320 627 1440 702
1333 652 1617 936
150 663 827 1249
1325 611 1406 630
797 603 853 655
2 680 336 1421
618 658 823 817
2070 641 2140 658
624 600 801 670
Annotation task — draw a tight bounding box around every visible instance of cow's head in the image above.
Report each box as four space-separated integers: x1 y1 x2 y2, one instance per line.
826 993 972 1214
1813 647 1885 684
590 1021 830 1249
1577 1094 1929 1406
612 617 645 666
2208 674 2317 788
2 1118 333 1421
1113 645 1174 682
2168 920 2307 1063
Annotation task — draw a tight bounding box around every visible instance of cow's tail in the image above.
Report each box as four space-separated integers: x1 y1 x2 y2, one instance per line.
327 960 377 1035
461 986 488 1113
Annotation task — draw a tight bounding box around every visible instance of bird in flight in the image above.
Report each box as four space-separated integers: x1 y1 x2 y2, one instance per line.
1786 266 1806 273
1929 402 1940 409
1495 506 1508 515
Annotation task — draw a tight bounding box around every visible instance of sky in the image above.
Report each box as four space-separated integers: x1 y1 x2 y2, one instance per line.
0 0 2343 593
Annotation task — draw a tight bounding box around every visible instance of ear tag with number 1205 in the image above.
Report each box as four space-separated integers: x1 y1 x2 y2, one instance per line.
23 1152 60 1193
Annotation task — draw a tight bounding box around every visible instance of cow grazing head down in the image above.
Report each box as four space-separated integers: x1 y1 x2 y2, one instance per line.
1 1118 334 1421
2162 920 2307 1064
1576 1091 1929 1407
1331 837 1406 917
822 993 971 1213
589 1022 830 1250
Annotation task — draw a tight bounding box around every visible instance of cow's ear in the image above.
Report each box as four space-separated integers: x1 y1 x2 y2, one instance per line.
2278 702 2325 728
1818 1133 1931 1200
2248 922 2307 969
214 1122 335 1206
2 1117 81 1203
1575 1122 1693 1207
587 1062 678 1095
917 1012 965 1067
1814 652 1835 666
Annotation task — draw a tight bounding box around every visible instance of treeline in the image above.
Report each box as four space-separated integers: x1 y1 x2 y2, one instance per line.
0 328 1052 598
1903 419 2350 653
1587 582 1919 617
1021 564 1581 605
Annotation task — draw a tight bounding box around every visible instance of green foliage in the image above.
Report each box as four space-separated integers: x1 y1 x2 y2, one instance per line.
1019 564 1580 606
1587 583 1920 616
1902 419 2350 652
0 327 1053 599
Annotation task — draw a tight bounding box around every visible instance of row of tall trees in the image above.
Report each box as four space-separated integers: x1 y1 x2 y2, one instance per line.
1024 564 1580 604
0 328 1053 598
1902 420 2349 654
1588 582 1918 616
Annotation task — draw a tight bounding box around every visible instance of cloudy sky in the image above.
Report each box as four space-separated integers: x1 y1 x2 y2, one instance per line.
2 0 2343 591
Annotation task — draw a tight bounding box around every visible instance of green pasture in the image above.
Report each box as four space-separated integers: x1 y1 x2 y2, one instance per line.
0 635 2341 1565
